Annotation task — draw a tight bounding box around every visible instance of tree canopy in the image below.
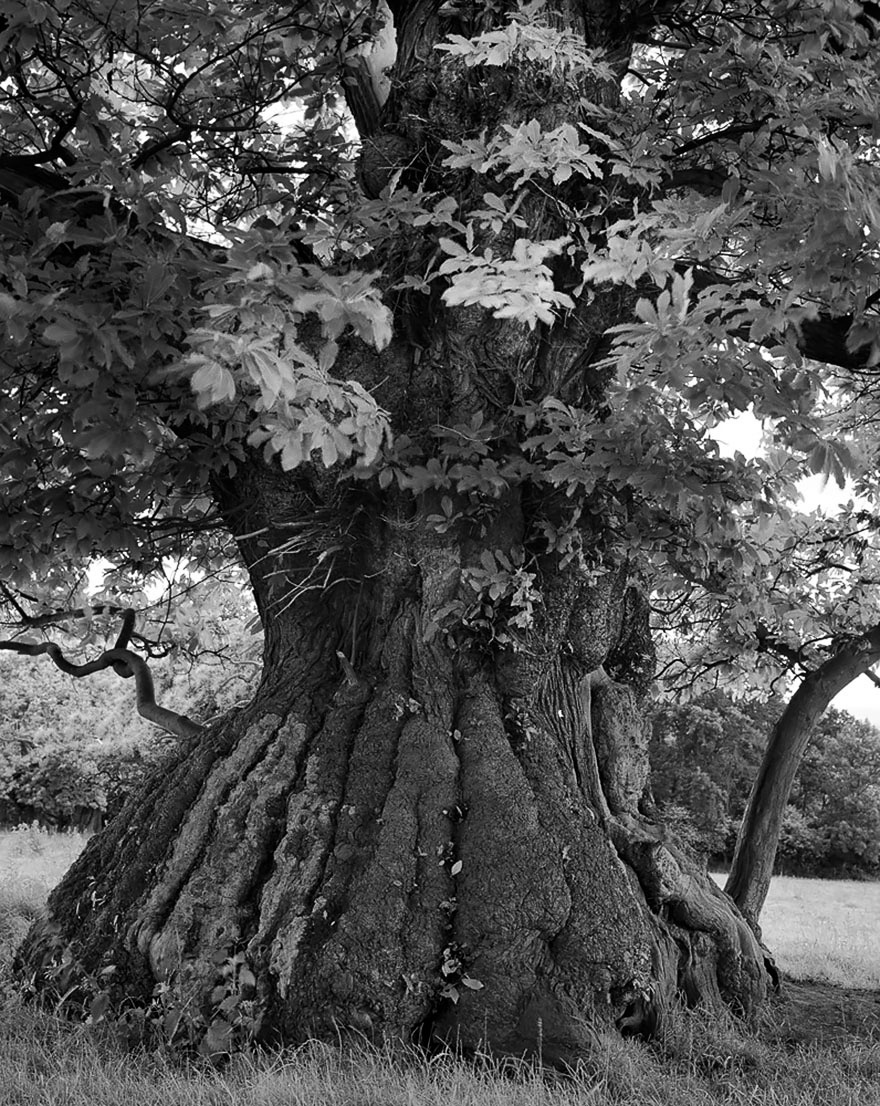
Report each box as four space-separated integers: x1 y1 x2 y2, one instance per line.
2 0 879 620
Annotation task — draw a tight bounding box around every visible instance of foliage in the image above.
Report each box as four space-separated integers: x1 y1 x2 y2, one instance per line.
650 696 880 876
654 506 880 698
0 0 879 615
0 600 260 827
649 692 772 856
789 707 880 873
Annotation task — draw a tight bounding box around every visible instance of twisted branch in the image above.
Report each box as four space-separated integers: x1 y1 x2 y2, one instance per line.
0 610 204 741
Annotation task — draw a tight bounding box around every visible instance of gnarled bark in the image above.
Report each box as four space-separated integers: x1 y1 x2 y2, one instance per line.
13 0 775 1063
18 459 769 1063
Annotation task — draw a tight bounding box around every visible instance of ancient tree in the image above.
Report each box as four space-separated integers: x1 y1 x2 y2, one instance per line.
3 0 880 1060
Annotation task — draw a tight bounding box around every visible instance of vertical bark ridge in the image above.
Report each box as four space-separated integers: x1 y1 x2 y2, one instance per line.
18 511 770 1058
432 675 574 1052
134 713 302 970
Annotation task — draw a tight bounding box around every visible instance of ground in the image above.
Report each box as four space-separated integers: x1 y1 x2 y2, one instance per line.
768 981 880 1046
1 827 879 1105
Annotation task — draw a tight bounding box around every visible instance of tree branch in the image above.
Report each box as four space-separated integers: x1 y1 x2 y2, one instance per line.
686 264 878 372
0 612 204 740
130 126 194 171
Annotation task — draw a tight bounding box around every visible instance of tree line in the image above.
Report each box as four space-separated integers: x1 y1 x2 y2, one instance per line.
651 694 880 879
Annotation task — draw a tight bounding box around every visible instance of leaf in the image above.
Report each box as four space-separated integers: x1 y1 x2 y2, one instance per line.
88 991 111 1023
279 432 304 470
320 431 338 468
816 138 839 182
43 320 80 346
190 360 236 406
199 1017 233 1058
0 292 21 319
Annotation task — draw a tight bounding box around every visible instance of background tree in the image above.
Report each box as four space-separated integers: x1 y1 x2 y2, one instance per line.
656 502 880 922
2 0 880 1061
648 695 880 878
788 707 880 874
0 576 261 829
649 692 772 857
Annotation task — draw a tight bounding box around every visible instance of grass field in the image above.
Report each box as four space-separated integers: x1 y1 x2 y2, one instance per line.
712 871 880 990
1 826 878 1106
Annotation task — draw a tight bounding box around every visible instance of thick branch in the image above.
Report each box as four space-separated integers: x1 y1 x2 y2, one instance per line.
798 313 876 372
685 264 878 372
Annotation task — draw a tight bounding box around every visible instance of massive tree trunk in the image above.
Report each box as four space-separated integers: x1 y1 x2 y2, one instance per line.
17 0 771 1063
18 458 768 1061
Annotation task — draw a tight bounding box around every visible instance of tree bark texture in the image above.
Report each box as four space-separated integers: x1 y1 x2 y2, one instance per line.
726 630 880 927
17 0 770 1062
18 459 768 1061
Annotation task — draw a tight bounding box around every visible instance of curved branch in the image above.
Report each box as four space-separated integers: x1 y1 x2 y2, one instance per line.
0 635 204 741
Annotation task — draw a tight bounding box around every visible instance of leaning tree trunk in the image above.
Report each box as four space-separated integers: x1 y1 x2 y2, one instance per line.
17 460 768 1062
17 0 770 1063
727 630 880 927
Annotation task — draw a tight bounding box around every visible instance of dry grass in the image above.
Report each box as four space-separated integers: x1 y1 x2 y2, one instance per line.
0 824 89 967
0 822 87 890
0 828 878 1106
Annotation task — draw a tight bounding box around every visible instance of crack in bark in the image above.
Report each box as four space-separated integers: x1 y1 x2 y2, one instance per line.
131 711 291 968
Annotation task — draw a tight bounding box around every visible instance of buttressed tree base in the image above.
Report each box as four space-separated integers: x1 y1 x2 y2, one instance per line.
3 0 879 1062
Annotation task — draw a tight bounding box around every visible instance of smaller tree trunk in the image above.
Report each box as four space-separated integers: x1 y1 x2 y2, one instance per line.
726 630 880 926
